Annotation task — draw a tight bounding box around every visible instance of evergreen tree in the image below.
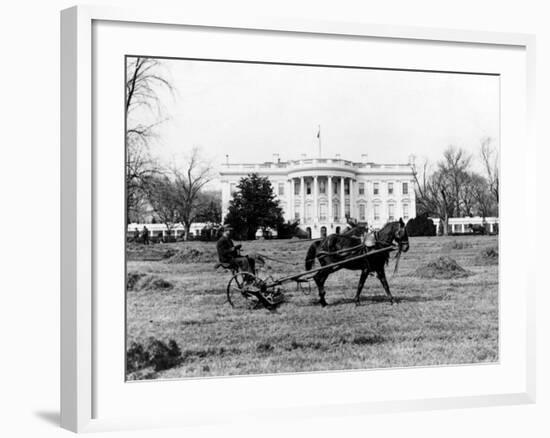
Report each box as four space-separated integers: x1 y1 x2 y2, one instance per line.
225 173 284 240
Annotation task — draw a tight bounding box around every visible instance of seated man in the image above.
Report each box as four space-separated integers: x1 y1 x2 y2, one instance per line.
216 225 255 274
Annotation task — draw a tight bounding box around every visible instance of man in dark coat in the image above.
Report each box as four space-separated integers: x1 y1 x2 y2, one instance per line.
142 225 150 245
216 225 255 273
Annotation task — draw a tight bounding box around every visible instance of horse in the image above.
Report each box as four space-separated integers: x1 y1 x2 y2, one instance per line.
304 219 410 306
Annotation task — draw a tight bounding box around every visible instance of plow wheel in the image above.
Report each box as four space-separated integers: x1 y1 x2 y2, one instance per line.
226 272 282 309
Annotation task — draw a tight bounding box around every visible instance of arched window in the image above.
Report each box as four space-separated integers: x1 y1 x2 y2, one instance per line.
374 203 381 221
319 202 327 221
306 203 313 221
388 203 395 221
402 203 409 220
359 204 366 221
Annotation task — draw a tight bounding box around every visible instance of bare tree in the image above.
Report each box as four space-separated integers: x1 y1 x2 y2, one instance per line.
142 176 180 234
173 147 214 240
480 137 499 207
125 57 174 223
412 158 455 235
440 146 472 217
468 172 495 219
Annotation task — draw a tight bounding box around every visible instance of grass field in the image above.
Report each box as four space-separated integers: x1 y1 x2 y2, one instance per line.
126 235 498 380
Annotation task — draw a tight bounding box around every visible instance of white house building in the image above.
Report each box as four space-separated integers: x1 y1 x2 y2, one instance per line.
219 155 416 238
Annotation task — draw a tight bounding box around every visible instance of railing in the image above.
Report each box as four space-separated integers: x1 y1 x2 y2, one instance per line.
221 158 412 172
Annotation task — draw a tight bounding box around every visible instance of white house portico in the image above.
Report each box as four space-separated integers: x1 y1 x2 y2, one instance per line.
220 155 416 238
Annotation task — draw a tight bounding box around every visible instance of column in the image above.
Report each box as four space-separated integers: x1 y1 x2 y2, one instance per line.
350 179 355 220
340 177 345 221
313 176 318 223
301 176 306 223
327 175 333 223
292 178 294 222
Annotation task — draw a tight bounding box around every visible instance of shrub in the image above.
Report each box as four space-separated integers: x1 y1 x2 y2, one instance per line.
405 214 436 237
277 220 300 239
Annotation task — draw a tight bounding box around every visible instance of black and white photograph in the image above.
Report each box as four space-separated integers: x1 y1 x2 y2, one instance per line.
125 56 499 380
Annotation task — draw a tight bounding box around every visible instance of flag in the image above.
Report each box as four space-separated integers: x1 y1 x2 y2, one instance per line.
317 127 320 138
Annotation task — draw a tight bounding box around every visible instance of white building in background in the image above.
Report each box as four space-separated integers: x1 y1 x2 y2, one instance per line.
219 154 416 239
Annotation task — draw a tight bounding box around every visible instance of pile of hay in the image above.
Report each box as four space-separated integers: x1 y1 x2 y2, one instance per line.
414 256 471 279
127 271 174 291
476 247 499 265
165 247 217 264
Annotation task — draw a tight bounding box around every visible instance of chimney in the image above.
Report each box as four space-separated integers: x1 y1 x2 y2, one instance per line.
225 154 229 165
301 153 307 159
408 154 416 166
361 153 368 162
272 153 279 163
335 153 341 159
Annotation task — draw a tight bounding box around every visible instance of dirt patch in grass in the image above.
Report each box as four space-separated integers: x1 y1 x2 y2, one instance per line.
414 256 472 279
127 271 146 290
127 244 178 261
352 334 386 346
476 247 499 265
165 247 217 264
127 272 174 291
126 337 182 376
445 240 472 250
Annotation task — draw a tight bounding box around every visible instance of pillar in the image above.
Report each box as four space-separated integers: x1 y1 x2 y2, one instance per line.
313 176 318 223
340 177 345 221
301 176 306 222
328 175 333 223
350 179 355 219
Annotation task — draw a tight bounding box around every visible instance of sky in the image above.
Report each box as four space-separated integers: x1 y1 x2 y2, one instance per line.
129 57 499 180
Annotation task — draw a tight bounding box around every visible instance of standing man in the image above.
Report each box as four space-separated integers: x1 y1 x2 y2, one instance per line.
216 225 255 273
142 225 150 245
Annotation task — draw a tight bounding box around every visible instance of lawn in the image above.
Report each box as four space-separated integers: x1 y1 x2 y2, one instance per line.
126 235 498 380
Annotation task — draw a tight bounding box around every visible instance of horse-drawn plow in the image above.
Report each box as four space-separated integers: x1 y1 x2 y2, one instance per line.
225 245 396 309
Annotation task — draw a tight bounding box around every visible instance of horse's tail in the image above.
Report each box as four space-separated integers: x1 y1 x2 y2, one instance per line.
305 241 321 270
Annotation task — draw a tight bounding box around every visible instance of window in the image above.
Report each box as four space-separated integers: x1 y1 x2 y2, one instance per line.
306 182 312 195
306 203 312 220
294 182 300 195
359 204 366 221
333 182 338 194
358 182 365 195
388 182 394 195
230 183 237 195
319 180 326 194
278 182 285 196
388 204 395 221
403 203 409 220
333 203 339 220
319 203 327 221
345 181 350 195
402 182 408 195
374 204 380 221
295 212 300 220
345 202 350 217
373 182 379 195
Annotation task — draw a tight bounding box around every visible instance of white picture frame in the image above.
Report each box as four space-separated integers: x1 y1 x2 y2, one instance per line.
60 5 536 433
